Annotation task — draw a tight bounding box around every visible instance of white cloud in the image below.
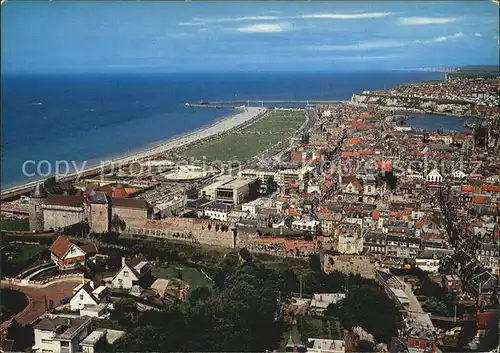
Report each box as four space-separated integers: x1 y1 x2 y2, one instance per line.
180 12 393 26
180 16 279 26
301 12 392 20
236 23 290 33
474 33 482 37
398 17 458 25
309 32 466 52
312 40 407 51
418 32 464 43
333 55 397 61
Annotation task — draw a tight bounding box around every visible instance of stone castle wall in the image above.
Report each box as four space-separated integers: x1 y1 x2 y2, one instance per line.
125 218 256 248
43 206 85 232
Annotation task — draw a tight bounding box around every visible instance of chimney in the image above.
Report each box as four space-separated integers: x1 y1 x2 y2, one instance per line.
122 257 126 267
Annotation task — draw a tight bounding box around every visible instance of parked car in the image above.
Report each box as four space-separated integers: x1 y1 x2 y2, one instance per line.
60 297 71 305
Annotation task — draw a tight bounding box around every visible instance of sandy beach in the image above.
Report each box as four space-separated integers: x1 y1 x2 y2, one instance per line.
1 107 266 197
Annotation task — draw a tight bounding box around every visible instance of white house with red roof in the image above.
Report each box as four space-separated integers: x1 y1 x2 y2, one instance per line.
48 235 87 269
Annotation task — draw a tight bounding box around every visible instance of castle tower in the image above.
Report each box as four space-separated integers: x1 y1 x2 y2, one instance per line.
29 183 47 233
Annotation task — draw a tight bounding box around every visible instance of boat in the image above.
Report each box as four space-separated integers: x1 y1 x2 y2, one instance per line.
464 122 476 129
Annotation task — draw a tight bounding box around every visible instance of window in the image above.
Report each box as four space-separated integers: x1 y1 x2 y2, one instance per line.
368 186 372 192
70 248 76 254
124 270 129 277
414 340 419 347
79 294 84 300
41 339 52 344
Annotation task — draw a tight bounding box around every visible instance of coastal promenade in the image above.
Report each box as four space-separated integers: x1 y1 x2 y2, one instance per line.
0 107 266 201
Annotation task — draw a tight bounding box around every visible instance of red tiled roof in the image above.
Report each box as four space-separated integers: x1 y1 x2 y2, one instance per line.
417 217 426 229
347 138 362 145
372 209 380 221
482 184 500 193
112 184 129 199
472 196 486 204
287 209 302 217
377 161 393 172
461 185 474 192
49 235 75 259
341 151 356 158
352 180 364 193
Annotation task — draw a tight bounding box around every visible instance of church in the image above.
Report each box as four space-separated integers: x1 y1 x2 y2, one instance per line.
29 182 153 234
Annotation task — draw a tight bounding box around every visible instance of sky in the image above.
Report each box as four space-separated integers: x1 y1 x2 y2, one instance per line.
1 0 499 74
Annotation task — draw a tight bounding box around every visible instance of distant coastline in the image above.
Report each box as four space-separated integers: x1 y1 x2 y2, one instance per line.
0 71 447 188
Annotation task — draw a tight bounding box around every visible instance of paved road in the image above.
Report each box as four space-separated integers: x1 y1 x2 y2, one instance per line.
0 278 82 327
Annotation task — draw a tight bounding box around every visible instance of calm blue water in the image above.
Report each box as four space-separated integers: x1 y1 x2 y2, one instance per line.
2 71 459 187
407 113 476 132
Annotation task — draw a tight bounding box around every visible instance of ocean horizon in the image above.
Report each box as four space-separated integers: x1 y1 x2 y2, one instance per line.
2 70 468 188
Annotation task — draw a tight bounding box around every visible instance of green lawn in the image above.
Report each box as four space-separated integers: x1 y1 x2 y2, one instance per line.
183 109 306 162
152 264 212 290
245 110 305 133
0 219 30 232
5 244 46 264
296 316 342 343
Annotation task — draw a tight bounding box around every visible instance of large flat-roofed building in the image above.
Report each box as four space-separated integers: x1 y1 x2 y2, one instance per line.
201 176 257 205
238 169 278 182
276 166 315 187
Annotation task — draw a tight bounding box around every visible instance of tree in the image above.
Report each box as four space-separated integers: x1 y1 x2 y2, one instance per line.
309 253 322 272
115 250 288 352
6 318 22 341
112 297 138 325
189 286 211 305
303 232 313 241
325 284 398 343
265 177 278 194
422 297 449 316
380 171 398 190
111 214 126 233
191 252 202 264
239 247 252 262
250 179 262 199
6 318 33 350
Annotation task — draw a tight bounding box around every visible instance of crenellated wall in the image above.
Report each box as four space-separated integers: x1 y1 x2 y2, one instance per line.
126 218 245 248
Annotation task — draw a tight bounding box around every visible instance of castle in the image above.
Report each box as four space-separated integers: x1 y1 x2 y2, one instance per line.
29 183 153 234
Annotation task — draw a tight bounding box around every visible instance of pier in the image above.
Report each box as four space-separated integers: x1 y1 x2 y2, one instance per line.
186 100 347 108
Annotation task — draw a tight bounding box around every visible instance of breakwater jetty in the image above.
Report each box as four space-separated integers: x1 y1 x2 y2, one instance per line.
185 100 347 108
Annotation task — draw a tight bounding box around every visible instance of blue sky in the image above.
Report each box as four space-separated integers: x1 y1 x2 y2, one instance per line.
1 1 499 73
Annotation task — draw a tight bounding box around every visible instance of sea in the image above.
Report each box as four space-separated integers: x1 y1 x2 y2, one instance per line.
0 71 474 188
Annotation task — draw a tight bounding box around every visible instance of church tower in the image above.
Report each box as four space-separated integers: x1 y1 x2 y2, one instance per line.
29 183 47 233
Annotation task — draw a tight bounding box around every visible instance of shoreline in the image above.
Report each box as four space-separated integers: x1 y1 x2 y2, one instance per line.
1 107 266 196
